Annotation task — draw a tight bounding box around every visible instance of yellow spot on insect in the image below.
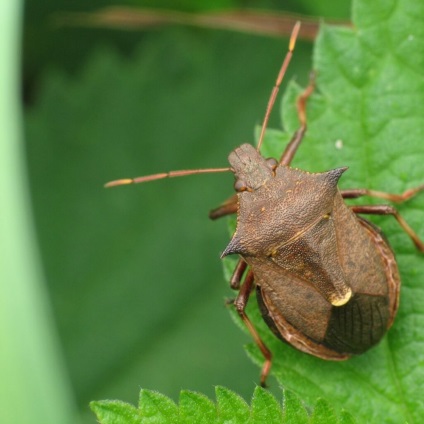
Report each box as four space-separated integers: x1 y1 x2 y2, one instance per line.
330 288 352 306
261 207 266 212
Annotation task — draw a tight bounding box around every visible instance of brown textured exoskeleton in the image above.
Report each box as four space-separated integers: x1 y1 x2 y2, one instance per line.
106 22 424 386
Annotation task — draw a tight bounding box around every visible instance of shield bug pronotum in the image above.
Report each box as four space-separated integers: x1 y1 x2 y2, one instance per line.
106 22 424 386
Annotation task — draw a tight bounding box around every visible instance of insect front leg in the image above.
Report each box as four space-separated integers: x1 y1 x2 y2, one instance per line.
234 269 272 387
209 194 238 220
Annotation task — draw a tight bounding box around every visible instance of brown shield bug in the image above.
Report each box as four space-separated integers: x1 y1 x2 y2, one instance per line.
106 22 424 386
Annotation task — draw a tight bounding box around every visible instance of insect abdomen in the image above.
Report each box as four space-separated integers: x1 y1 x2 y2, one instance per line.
323 293 389 354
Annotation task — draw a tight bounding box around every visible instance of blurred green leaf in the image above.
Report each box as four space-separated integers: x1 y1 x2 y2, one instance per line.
1 1 78 424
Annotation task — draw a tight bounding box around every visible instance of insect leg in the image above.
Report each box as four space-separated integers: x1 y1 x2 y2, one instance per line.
229 259 248 290
279 72 316 166
234 269 272 386
341 185 424 203
350 204 424 252
209 194 238 220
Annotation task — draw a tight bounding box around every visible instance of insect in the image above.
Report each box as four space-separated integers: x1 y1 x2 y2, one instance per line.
106 22 424 386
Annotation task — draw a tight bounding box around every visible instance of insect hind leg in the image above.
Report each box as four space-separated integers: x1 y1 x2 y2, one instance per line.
343 185 424 251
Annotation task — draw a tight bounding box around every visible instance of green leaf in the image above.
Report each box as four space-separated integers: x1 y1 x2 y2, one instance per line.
179 390 216 424
91 387 357 424
246 0 424 423
90 400 142 424
310 399 338 424
249 386 282 424
215 386 250 424
138 390 178 423
281 390 309 424
339 410 358 424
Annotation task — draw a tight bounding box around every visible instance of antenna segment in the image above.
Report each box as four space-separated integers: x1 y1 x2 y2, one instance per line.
256 21 301 152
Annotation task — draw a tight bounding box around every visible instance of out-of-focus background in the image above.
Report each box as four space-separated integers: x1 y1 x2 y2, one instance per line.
5 1 350 423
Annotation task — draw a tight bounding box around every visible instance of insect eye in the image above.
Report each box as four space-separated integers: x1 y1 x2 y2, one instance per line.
234 179 248 192
265 157 278 172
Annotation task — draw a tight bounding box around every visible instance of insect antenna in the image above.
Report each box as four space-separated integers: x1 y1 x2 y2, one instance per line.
105 167 231 188
106 21 301 189
256 21 301 152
